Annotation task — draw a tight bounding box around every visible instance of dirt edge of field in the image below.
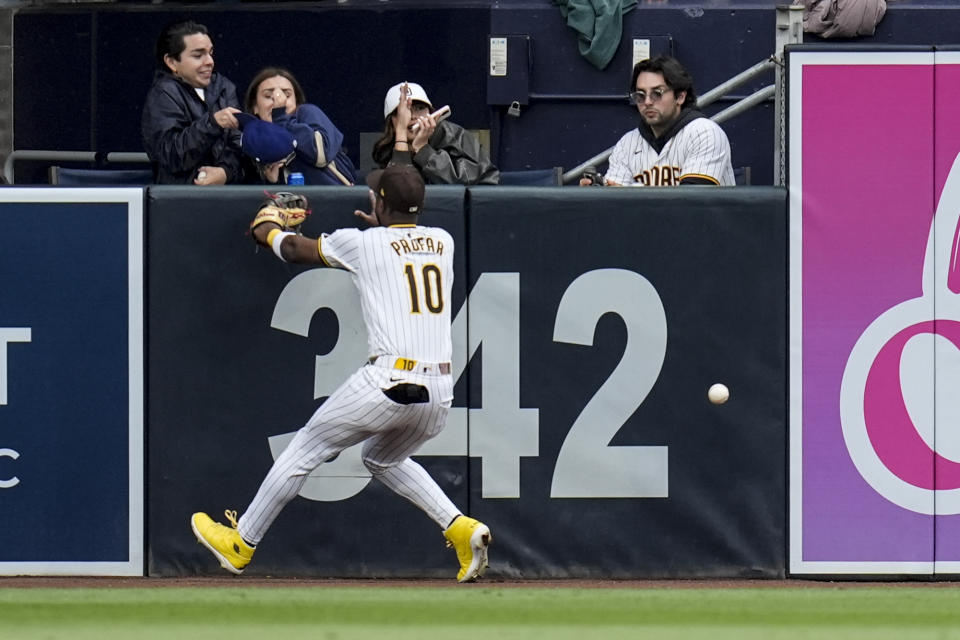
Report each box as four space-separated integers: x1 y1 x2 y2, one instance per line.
2 576 959 589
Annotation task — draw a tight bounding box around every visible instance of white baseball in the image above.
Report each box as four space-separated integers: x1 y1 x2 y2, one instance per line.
708 383 729 405
197 170 207 181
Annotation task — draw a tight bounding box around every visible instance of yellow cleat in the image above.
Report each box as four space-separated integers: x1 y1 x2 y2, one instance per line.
190 510 255 575
443 516 492 583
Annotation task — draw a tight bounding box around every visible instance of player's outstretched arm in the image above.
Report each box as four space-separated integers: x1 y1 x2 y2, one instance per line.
249 192 324 264
252 222 324 264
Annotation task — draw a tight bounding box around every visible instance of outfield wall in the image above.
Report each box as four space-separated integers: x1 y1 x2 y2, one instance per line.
148 185 787 578
8 45 960 580
0 189 144 576
0 185 787 578
788 47 960 575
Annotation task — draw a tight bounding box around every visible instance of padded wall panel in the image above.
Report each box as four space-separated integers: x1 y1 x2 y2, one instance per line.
463 186 787 577
146 185 469 577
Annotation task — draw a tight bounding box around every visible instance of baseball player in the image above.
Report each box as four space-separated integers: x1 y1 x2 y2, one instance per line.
191 164 492 583
582 56 735 187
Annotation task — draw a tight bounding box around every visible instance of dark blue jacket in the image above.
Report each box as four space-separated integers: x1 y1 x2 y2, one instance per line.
141 71 244 184
271 104 356 186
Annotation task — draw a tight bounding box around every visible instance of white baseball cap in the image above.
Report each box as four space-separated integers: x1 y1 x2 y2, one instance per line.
383 82 432 119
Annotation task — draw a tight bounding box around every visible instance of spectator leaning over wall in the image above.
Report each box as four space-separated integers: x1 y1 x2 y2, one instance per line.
141 20 244 185
372 81 499 185
582 56 735 187
242 67 356 186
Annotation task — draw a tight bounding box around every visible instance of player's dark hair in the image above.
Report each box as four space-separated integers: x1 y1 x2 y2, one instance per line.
244 67 308 113
630 56 698 110
155 20 209 71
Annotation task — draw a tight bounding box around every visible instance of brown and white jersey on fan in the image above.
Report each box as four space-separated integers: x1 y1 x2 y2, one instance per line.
605 116 735 187
319 223 454 364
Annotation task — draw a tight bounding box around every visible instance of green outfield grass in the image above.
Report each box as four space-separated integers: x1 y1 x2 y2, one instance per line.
2 585 960 639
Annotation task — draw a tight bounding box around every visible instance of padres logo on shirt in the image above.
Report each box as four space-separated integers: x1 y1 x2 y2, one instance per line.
635 165 682 186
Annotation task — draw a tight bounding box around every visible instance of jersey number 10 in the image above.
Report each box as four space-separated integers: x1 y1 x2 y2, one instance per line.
404 263 443 314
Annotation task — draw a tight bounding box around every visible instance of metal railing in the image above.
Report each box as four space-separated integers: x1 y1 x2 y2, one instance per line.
561 4 803 185
3 150 150 185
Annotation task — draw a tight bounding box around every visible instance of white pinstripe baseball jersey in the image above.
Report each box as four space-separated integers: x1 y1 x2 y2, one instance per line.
237 222 461 546
319 223 454 363
604 114 735 186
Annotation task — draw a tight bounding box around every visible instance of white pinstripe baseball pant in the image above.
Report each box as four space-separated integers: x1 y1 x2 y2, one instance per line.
237 363 460 545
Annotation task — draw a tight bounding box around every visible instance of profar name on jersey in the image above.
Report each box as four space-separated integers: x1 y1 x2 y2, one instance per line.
390 234 446 257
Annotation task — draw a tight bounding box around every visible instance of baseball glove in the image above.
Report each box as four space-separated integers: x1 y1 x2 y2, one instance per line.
250 191 310 242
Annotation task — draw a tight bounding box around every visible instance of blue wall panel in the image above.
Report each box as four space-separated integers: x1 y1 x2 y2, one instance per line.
0 190 143 575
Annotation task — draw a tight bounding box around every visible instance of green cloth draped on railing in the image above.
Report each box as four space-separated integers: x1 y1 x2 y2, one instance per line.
553 0 638 70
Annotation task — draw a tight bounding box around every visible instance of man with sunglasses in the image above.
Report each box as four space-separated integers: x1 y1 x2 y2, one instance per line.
583 56 734 187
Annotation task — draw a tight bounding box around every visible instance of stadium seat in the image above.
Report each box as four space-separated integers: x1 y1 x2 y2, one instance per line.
49 166 154 186
498 167 563 186
734 166 752 186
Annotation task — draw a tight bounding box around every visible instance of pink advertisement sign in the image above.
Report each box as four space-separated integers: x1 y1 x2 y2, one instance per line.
790 49 960 574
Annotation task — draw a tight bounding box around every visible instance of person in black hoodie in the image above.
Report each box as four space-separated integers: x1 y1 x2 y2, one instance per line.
141 20 244 185
582 56 734 187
